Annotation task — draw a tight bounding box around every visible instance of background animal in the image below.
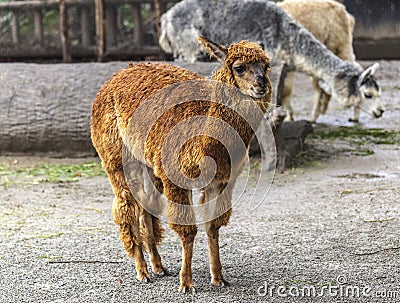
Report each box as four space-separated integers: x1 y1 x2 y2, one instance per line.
277 0 360 122
91 37 272 292
160 0 384 123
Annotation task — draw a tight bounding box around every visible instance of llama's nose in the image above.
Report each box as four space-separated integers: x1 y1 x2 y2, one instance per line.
374 108 384 118
256 74 266 86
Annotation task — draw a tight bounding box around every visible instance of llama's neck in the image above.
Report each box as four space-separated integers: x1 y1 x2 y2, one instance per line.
206 78 266 149
268 6 362 86
196 0 362 90
274 33 361 85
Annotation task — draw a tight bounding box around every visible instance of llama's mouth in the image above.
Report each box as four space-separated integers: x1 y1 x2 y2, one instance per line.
250 87 267 98
372 109 384 118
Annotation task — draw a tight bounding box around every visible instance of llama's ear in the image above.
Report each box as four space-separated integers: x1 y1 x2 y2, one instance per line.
360 63 379 81
358 63 379 87
198 36 227 62
257 41 265 50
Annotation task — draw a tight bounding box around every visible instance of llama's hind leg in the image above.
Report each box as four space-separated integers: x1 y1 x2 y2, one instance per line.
202 183 233 287
140 169 167 275
109 167 150 282
164 181 197 293
140 211 168 275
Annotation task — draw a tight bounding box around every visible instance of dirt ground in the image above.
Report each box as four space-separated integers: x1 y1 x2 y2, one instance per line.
0 60 399 303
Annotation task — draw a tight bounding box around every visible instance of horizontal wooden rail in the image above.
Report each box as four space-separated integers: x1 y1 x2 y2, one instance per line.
0 0 179 62
0 0 155 10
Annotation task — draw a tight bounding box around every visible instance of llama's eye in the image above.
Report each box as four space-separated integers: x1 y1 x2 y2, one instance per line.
364 93 373 99
264 63 271 72
234 65 245 75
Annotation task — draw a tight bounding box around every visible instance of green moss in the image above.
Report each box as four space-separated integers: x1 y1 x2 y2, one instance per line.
351 148 375 156
0 162 106 187
36 233 64 239
25 162 106 182
311 127 400 145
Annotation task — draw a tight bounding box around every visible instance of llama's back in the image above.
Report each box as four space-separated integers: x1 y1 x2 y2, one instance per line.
160 0 352 78
278 0 356 62
160 0 286 62
91 62 201 171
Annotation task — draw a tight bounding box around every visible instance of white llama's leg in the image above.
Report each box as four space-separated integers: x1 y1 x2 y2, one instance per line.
281 72 295 121
349 106 360 123
310 77 325 123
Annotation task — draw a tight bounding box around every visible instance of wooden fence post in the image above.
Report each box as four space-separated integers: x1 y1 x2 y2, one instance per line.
132 3 143 47
154 0 166 39
11 11 20 44
59 0 72 62
95 0 105 61
80 6 91 47
34 9 43 43
105 6 117 48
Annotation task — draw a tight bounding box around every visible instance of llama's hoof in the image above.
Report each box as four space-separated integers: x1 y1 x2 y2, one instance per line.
136 274 151 283
284 116 294 122
179 284 196 294
154 267 170 276
211 278 230 287
348 118 359 123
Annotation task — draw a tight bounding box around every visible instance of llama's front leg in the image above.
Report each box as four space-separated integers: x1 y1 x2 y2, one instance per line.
349 105 360 123
203 184 232 287
310 89 324 123
164 181 197 292
205 221 229 286
310 77 329 123
281 72 295 121
320 91 331 115
174 224 197 293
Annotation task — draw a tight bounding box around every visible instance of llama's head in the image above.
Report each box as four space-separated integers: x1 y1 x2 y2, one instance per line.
198 36 271 101
327 63 384 121
356 63 384 119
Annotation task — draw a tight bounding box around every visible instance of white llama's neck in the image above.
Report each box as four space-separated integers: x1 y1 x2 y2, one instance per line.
272 23 362 87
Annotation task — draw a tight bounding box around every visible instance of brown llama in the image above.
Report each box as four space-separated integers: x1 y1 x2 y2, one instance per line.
91 37 272 292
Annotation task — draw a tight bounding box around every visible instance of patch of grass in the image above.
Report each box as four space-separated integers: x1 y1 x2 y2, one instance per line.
26 162 106 182
292 148 327 168
340 189 353 197
36 233 64 239
37 255 62 260
311 127 400 145
351 148 375 156
0 162 106 186
86 207 105 214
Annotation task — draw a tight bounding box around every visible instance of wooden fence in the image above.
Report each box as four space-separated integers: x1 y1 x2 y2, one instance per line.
0 0 176 62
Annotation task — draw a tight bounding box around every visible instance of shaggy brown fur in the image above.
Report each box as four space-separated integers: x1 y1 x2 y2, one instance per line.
91 37 271 292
